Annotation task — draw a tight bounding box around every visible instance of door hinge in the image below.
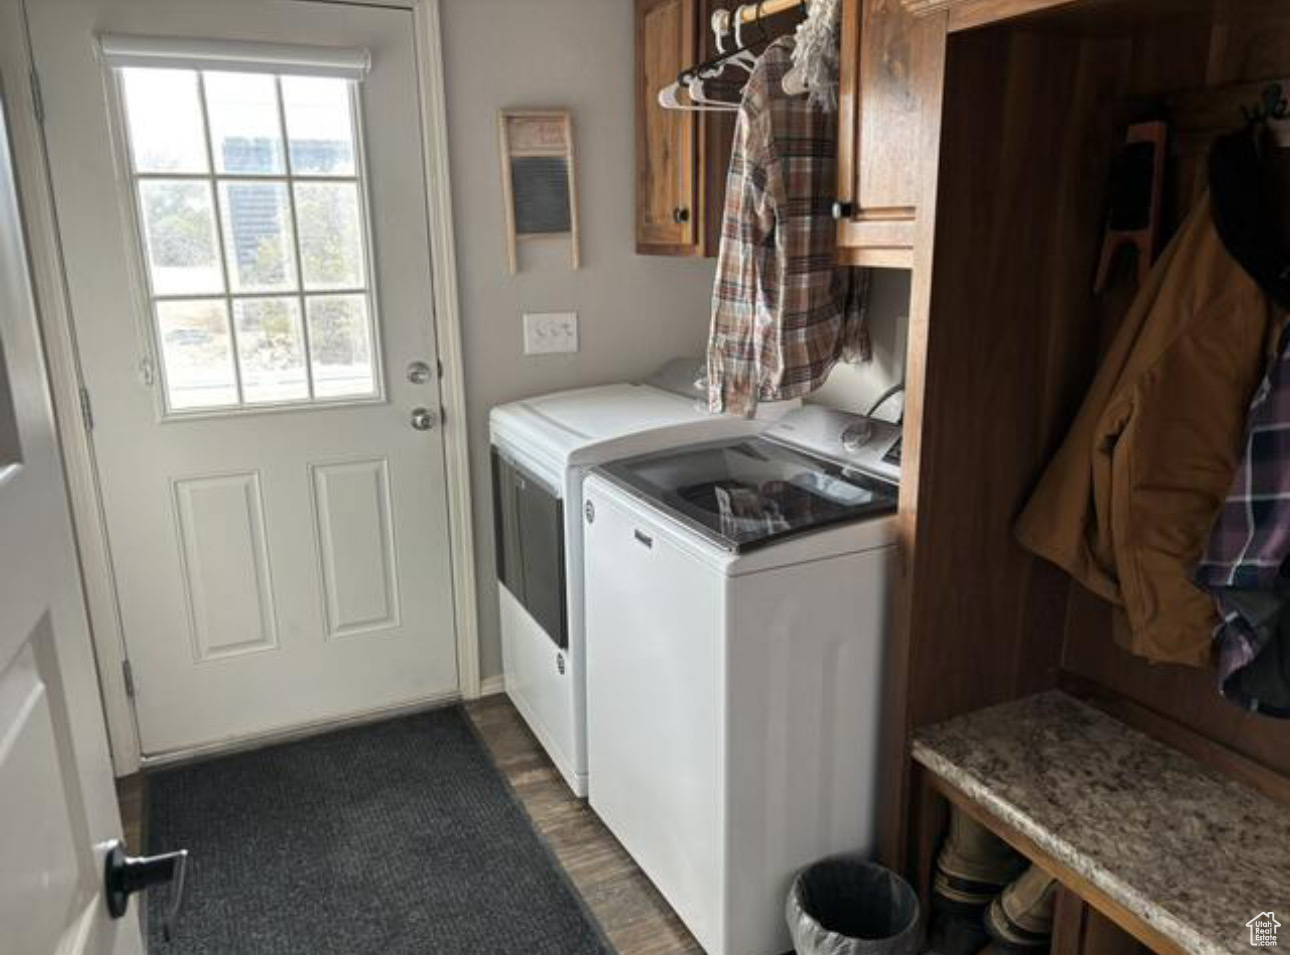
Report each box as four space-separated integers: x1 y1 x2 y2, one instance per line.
30 69 44 125
122 659 136 698
78 386 94 431
436 359 444 378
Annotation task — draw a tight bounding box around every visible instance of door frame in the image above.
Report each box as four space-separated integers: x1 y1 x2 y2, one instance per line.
0 0 480 775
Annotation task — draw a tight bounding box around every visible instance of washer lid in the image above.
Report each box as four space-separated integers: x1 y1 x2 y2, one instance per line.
490 383 712 457
523 383 706 439
597 436 897 554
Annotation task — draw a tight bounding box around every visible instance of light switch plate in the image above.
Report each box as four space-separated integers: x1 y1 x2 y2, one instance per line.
523 311 579 355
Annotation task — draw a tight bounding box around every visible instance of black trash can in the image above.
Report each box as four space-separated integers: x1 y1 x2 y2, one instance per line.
786 854 921 955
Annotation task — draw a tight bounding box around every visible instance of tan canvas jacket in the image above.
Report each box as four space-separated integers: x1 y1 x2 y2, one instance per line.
1014 194 1283 666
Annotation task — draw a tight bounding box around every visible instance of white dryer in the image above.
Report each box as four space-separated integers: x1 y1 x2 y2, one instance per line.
488 359 789 796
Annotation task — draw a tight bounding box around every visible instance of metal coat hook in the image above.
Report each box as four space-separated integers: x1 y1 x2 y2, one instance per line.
1242 82 1289 126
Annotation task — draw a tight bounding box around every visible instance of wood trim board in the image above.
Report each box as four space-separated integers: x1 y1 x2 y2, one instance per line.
411 0 482 702
900 0 1087 31
926 773 1190 955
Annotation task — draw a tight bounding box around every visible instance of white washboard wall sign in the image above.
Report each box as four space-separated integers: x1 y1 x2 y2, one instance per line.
498 109 580 274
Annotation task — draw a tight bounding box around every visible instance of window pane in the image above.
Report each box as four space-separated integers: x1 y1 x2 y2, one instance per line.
157 300 238 409
121 68 208 174
233 298 308 403
295 183 365 290
218 182 296 293
306 295 375 398
139 180 224 296
282 77 355 176
203 72 285 175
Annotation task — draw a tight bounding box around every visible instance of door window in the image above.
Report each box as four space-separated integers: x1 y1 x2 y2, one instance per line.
116 66 379 412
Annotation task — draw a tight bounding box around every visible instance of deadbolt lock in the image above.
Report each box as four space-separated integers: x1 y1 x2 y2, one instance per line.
407 360 433 384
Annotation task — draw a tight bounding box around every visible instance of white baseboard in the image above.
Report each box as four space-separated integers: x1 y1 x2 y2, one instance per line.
479 674 506 697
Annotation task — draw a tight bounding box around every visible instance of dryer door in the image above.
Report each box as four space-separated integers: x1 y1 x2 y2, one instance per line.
492 450 567 648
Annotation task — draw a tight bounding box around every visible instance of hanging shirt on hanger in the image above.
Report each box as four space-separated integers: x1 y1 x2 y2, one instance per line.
707 37 869 418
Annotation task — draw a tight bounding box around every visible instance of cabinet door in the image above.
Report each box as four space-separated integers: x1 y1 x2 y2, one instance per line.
835 0 944 265
636 0 699 252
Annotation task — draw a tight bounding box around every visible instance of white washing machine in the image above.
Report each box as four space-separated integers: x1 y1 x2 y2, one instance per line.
583 404 901 955
488 359 791 797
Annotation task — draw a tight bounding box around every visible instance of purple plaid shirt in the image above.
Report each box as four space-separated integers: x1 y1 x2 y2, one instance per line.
1195 325 1290 714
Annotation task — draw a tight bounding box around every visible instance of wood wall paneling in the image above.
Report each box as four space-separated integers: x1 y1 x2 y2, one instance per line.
1058 56 1290 789
887 0 1290 878
1206 0 1290 86
1061 593 1290 790
875 0 1290 932
904 26 1129 730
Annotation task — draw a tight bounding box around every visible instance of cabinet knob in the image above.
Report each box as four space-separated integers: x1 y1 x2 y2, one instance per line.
673 206 690 224
831 200 854 221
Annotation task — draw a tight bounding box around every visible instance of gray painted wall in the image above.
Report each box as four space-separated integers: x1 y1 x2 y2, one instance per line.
811 269 910 417
441 0 716 681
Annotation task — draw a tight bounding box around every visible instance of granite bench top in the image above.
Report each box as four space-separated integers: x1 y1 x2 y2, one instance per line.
911 691 1290 955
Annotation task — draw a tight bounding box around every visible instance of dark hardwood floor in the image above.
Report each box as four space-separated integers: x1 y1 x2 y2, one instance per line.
115 695 703 955
465 695 704 955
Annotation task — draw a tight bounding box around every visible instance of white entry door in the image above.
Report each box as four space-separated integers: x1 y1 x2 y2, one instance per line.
28 0 460 756
0 88 143 955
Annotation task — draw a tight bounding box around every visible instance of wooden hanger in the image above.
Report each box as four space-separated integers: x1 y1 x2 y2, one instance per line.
1094 121 1168 292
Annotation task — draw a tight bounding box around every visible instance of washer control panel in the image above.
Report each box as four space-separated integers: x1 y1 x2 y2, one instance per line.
763 404 902 485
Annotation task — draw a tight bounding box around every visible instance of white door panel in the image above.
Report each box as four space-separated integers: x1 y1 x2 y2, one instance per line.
311 457 401 637
0 70 142 954
28 0 459 755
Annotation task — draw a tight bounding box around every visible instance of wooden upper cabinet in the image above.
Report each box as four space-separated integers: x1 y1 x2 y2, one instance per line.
636 0 740 257
637 0 699 253
836 0 945 266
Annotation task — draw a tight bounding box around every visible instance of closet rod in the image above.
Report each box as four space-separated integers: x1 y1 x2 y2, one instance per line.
733 0 808 24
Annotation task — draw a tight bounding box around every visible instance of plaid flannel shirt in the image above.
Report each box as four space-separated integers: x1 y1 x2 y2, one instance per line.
1191 127 1290 717
707 38 869 417
1195 325 1290 716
